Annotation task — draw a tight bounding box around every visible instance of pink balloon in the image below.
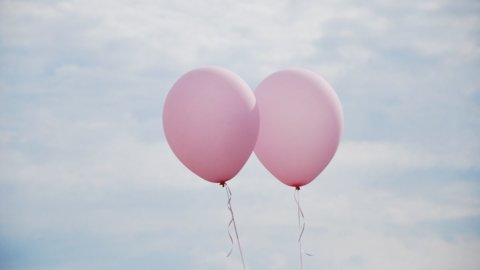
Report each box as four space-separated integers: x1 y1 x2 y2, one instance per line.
163 67 259 184
254 69 343 188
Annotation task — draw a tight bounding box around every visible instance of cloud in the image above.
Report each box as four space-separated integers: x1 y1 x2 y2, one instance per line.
335 141 480 173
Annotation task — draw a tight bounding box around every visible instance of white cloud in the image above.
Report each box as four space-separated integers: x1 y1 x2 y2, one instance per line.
306 229 480 270
1 135 479 270
334 140 480 172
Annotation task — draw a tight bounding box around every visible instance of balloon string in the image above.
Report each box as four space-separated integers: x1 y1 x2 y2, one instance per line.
294 188 312 270
222 182 247 270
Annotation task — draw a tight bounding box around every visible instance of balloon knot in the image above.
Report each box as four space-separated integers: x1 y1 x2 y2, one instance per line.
220 182 226 187
295 186 301 190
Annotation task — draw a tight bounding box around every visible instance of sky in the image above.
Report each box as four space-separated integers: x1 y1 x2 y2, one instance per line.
0 0 479 269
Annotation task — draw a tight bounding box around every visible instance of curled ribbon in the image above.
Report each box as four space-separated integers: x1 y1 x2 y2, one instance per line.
294 187 313 270
221 182 246 270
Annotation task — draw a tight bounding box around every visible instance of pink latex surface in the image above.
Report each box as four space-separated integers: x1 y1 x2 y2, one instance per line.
254 69 343 188
163 67 259 183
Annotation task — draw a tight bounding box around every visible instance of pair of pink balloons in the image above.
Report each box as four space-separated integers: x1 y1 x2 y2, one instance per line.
163 67 343 188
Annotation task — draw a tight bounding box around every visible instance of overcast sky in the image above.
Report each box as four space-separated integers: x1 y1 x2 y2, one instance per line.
0 0 479 269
